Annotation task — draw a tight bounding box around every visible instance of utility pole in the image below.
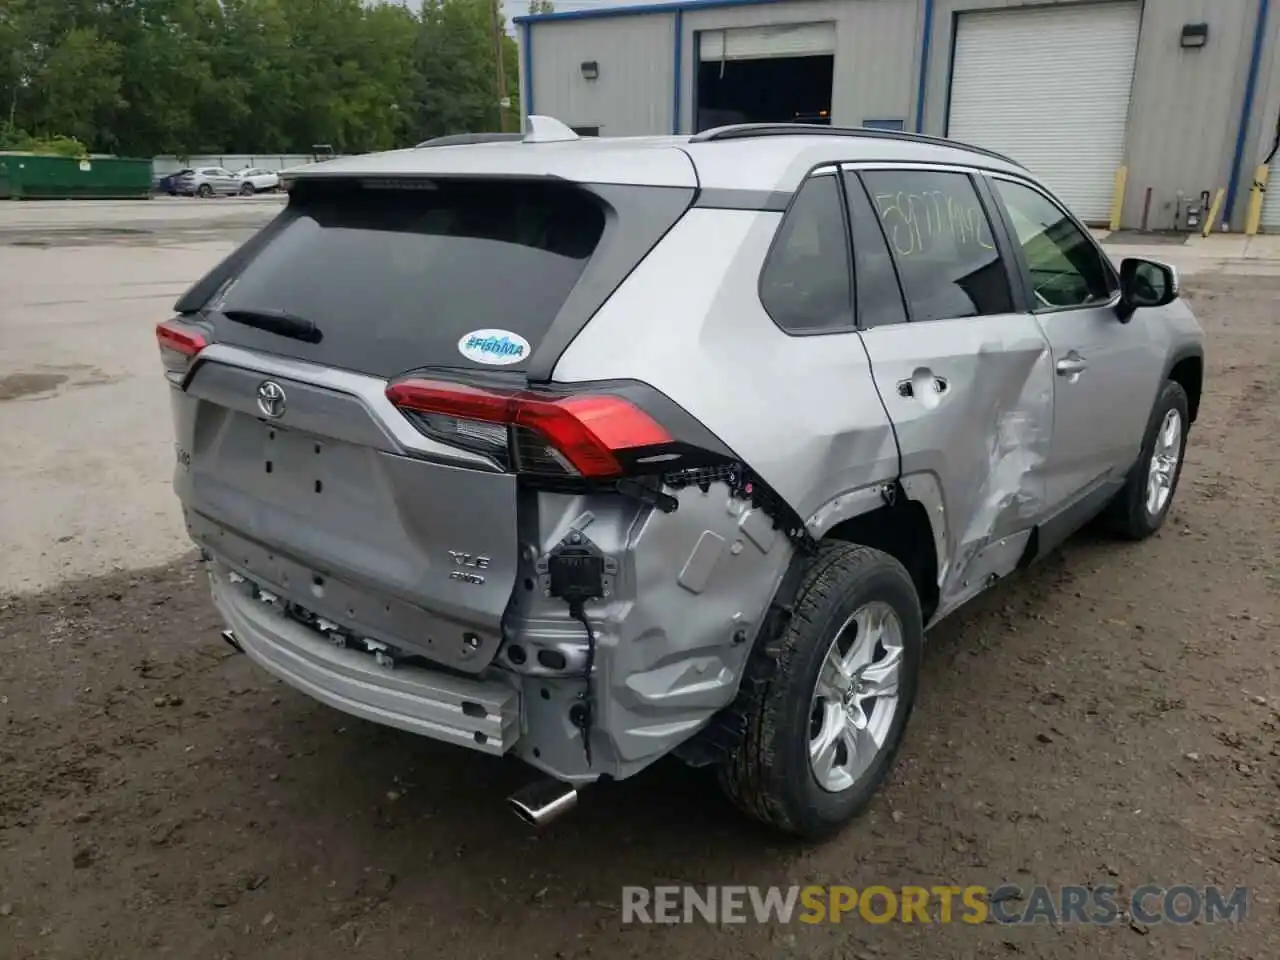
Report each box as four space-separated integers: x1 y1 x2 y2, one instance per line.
490 0 509 132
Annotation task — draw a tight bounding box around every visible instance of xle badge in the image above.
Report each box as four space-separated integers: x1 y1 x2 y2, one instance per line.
448 550 490 585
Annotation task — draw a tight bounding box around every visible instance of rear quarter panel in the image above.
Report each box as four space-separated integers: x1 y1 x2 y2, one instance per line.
552 207 900 523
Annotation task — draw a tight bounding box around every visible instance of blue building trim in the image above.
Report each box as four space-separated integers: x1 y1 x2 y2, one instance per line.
1225 0 1269 225
514 0 796 25
522 19 535 117
672 10 684 133
914 0 934 133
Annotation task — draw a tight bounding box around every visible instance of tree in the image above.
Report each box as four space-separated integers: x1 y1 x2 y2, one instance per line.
32 27 126 148
412 0 517 139
0 0 523 155
528 0 555 13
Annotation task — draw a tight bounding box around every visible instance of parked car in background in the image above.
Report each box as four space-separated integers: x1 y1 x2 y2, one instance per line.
174 167 243 198
153 169 194 195
238 168 281 194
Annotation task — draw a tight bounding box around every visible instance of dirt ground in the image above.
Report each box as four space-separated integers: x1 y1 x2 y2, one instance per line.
1 273 1277 960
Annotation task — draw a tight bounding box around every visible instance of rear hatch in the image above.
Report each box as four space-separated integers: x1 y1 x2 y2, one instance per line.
165 176 614 671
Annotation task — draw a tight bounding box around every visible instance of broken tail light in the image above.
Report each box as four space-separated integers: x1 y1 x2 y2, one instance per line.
386 378 674 479
156 319 208 380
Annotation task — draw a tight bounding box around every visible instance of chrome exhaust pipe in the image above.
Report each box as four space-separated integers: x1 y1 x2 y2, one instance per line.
508 778 578 827
221 629 243 653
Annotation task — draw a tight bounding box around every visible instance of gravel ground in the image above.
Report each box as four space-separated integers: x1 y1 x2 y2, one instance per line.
0 247 1277 955
0 205 277 595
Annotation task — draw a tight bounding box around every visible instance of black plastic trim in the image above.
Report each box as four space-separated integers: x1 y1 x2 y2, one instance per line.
1161 343 1206 423
693 188 791 211
689 122 1025 169
1033 480 1124 562
525 183 697 382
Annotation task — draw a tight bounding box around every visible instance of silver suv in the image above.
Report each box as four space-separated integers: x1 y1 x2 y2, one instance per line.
175 166 243 198
157 117 1204 839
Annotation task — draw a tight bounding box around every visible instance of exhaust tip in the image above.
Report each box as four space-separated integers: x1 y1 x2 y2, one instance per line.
221 629 243 653
508 778 578 827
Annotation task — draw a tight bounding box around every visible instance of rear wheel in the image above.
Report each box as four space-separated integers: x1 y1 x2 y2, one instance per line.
1104 379 1189 540
197 184 213 199
717 542 922 839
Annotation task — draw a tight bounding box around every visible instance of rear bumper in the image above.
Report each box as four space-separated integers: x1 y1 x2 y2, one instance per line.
209 566 520 755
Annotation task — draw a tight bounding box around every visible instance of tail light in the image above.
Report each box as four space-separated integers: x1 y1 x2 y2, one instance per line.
156 319 208 380
386 378 673 479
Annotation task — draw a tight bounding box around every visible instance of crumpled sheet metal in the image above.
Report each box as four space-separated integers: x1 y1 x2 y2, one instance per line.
939 339 1053 605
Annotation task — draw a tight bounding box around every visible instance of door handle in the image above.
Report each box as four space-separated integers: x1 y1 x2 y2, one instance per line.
897 375 949 399
1056 354 1088 380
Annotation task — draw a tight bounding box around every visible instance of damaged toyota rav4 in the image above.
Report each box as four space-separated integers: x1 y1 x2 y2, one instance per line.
158 117 1204 839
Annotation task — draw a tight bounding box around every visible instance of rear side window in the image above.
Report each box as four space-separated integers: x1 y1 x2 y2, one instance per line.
861 169 1013 322
208 180 605 377
759 174 854 334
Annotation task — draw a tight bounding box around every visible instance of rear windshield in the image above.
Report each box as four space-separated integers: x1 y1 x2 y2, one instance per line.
207 179 606 378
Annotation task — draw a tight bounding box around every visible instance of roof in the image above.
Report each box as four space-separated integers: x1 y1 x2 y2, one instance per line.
513 0 799 25
283 125 1028 195
284 137 699 189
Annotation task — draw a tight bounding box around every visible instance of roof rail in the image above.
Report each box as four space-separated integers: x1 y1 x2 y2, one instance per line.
416 132 524 148
688 123 1025 169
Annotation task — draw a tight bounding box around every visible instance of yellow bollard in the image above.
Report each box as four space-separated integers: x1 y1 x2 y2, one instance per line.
1108 166 1128 232
1245 164 1269 235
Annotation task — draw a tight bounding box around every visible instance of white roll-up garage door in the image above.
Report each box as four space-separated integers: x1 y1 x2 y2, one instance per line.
698 22 836 62
1260 167 1280 231
947 3 1140 224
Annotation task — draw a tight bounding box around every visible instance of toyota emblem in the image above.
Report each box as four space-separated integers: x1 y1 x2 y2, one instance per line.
256 380 287 419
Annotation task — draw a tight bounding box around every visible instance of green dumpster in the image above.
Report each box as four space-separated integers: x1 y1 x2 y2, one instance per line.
0 152 152 200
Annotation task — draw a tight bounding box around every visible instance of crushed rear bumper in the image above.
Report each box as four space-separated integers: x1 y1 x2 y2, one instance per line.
209 564 520 755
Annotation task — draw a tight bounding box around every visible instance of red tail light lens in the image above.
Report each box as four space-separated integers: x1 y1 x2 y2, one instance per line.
386 378 672 479
156 320 208 379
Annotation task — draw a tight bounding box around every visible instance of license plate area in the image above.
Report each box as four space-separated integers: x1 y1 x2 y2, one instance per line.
191 517 504 669
251 420 377 511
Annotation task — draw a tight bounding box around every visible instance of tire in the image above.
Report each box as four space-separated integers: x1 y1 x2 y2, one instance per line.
197 184 213 199
717 542 923 839
239 183 255 196
1104 380 1190 540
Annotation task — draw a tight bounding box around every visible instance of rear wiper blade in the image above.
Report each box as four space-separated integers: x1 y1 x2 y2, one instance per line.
222 308 323 344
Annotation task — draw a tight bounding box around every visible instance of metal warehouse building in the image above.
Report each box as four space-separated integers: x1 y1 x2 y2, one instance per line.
515 0 1280 232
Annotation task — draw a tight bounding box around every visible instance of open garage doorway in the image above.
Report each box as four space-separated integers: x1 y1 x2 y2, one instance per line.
694 23 835 132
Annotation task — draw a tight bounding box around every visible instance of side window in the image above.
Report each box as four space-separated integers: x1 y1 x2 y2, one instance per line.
843 174 908 328
759 173 854 334
992 178 1115 310
861 169 1014 322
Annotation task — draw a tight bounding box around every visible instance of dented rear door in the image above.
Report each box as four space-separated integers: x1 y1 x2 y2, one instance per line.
847 166 1054 612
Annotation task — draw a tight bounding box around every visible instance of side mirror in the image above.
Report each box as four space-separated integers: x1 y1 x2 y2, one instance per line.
1117 257 1179 322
